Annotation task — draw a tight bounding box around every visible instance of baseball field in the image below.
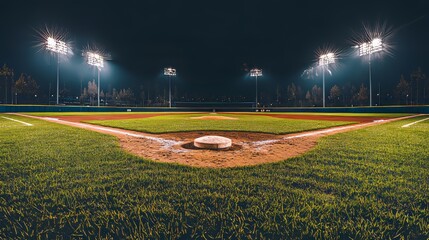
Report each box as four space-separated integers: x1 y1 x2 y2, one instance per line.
1 111 428 238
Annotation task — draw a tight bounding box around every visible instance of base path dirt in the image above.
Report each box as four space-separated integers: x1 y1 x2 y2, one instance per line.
12 113 421 168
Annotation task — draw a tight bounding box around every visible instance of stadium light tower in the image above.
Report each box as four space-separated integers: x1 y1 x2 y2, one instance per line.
164 67 176 108
250 68 262 108
318 53 335 108
46 37 71 104
357 38 383 107
86 52 104 107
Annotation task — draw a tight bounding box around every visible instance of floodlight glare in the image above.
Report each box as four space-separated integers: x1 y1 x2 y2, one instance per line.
86 51 105 107
87 52 104 69
164 67 177 108
164 67 176 76
357 38 383 106
318 52 336 108
319 53 335 66
250 68 263 108
359 38 383 56
46 37 71 55
250 68 262 77
45 37 71 105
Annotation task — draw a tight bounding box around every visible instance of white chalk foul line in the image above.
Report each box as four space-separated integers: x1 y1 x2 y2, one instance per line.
1 116 33 126
284 122 374 140
283 114 422 141
401 117 429 128
43 118 183 150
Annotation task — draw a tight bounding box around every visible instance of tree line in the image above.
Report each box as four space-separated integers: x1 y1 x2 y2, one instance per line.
271 67 427 107
0 64 39 104
1 63 427 106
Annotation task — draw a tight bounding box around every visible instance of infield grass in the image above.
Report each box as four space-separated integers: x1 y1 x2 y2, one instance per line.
84 113 355 134
1 114 428 239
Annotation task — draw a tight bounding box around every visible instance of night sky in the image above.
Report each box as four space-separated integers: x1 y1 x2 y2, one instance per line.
1 0 428 102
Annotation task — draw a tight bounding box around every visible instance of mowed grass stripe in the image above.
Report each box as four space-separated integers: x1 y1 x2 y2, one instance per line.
86 113 354 134
0 115 428 239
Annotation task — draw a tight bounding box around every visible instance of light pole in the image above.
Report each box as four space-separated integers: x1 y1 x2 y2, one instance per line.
250 68 262 108
357 38 383 107
318 53 335 108
46 37 71 105
86 52 104 107
164 67 176 108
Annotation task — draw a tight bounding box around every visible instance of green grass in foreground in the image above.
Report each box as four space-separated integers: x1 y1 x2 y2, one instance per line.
0 114 428 239
85 113 354 134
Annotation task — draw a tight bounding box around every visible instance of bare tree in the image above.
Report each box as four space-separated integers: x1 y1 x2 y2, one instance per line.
0 64 14 104
287 83 297 106
329 85 341 106
357 83 368 106
14 73 39 104
276 84 281 104
80 87 88 104
311 85 322 106
87 80 97 105
396 74 410 105
305 90 312 106
100 90 105 105
411 67 427 104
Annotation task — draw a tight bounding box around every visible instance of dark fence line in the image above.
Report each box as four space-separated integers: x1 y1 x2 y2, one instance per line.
1 105 428 113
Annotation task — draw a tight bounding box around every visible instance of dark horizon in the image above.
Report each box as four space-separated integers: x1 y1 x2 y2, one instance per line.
1 0 428 105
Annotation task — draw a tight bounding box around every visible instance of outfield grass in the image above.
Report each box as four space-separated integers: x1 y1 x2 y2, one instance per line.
85 113 354 134
0 114 428 239
254 112 409 117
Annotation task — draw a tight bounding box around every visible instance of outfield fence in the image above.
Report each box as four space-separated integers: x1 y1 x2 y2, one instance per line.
1 105 429 113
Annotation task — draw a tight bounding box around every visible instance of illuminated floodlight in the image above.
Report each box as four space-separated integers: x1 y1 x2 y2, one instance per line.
357 38 383 106
318 53 335 66
317 52 336 108
164 67 176 108
87 52 104 69
46 37 71 55
86 51 105 107
250 68 262 77
164 67 176 76
45 37 71 105
250 68 262 108
359 38 383 56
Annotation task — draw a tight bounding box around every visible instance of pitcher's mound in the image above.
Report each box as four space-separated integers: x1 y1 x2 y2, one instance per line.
190 116 238 120
194 135 232 149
